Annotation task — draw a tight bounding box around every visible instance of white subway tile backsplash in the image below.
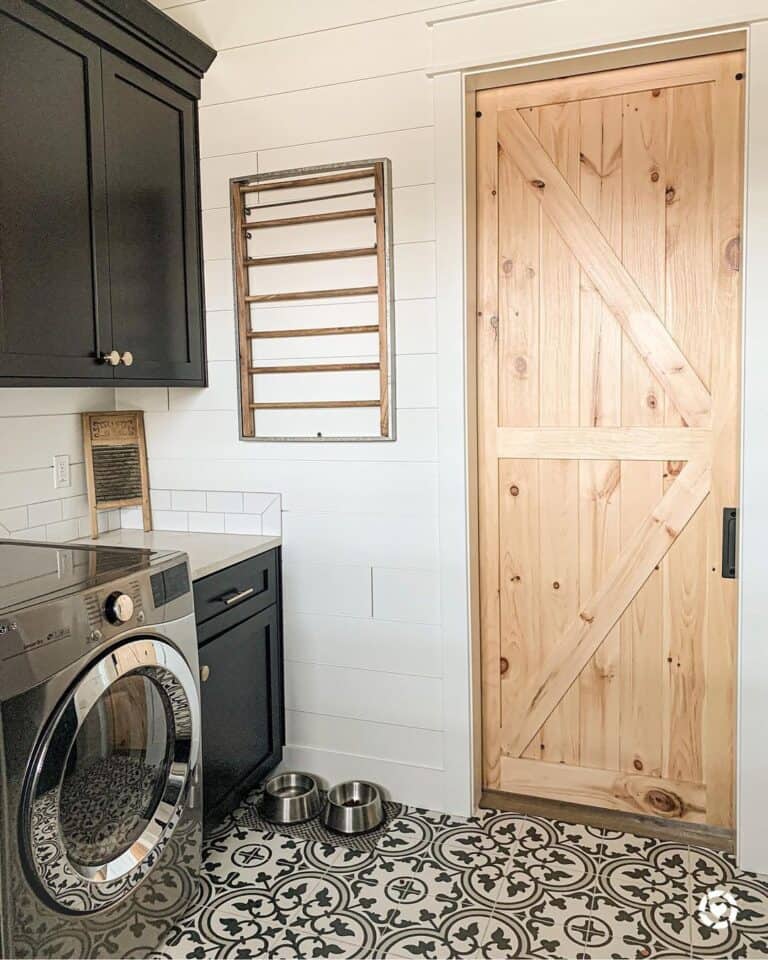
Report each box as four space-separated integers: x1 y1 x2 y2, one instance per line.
150 489 172 511
120 506 144 529
97 510 122 533
46 519 80 542
152 510 189 532
171 490 206 512
261 498 282 536
188 511 226 533
61 496 89 520
224 513 262 535
0 506 29 533
243 492 277 514
206 490 243 513
28 499 63 527
14 526 47 542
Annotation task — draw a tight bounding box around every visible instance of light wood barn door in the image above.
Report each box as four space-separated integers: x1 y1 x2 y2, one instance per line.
476 52 743 828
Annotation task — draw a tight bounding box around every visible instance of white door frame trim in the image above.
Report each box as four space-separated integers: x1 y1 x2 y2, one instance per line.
434 18 766 871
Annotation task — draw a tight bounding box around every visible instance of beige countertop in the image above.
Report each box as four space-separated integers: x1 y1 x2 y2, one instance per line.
76 529 281 580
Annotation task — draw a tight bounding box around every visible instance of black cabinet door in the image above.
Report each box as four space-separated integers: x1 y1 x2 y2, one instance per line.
0 0 112 381
101 52 205 384
199 605 283 821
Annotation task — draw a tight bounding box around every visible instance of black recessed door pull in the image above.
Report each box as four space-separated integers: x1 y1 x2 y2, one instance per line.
215 586 255 606
722 508 738 579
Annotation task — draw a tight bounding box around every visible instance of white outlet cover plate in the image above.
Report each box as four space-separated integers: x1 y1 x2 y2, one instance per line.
53 454 71 489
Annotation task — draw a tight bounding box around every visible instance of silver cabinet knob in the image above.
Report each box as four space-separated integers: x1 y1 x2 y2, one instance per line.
200 664 210 683
100 350 121 366
120 351 134 367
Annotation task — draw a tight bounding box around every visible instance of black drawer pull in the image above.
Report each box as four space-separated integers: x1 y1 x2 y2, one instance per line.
215 586 255 606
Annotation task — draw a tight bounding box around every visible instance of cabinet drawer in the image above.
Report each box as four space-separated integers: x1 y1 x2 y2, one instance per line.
194 550 277 625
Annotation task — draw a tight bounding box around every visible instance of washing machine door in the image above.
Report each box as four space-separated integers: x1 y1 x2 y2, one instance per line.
22 637 200 914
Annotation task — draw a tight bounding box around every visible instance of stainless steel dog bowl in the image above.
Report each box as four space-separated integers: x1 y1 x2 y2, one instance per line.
322 780 384 834
262 772 321 824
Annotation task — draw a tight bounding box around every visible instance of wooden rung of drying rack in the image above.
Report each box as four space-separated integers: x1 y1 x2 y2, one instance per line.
251 400 380 410
248 324 379 340
240 169 374 193
244 246 376 268
249 362 380 375
231 160 393 440
245 286 377 304
243 208 376 230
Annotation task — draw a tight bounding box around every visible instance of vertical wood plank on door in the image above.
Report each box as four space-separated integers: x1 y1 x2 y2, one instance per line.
476 91 502 788
662 81 714 787
499 109 541 760
499 458 540 761
578 96 623 770
704 52 743 826
499 128 540 428
578 96 623 430
535 102 581 764
619 88 666 779
578 460 621 768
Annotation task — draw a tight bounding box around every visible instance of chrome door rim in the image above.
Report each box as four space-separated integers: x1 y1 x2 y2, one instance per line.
23 637 200 913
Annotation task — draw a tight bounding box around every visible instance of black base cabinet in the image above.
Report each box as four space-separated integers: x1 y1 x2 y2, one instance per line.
0 0 215 387
194 549 285 828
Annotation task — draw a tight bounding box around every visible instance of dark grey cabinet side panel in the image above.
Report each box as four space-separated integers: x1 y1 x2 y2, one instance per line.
101 51 205 384
0 0 112 380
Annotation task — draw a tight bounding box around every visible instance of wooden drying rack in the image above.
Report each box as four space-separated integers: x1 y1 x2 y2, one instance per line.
230 159 395 441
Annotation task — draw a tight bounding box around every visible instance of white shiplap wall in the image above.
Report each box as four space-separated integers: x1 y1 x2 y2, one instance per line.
138 0 464 809
0 388 120 541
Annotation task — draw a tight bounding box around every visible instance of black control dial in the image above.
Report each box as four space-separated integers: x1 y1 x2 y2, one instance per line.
104 591 135 624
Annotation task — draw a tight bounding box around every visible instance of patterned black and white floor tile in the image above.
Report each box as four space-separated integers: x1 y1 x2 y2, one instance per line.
157 801 768 959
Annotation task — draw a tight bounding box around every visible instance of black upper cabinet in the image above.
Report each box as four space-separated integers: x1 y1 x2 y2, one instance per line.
102 54 204 383
0 0 215 387
0 1 112 381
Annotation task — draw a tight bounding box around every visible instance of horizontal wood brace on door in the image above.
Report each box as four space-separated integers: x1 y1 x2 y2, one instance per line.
499 757 707 823
496 427 711 460
489 53 723 110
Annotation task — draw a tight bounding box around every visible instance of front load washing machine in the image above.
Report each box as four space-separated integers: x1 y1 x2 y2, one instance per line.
0 540 202 958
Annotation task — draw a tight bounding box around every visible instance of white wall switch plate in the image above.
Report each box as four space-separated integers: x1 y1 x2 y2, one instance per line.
53 454 71 489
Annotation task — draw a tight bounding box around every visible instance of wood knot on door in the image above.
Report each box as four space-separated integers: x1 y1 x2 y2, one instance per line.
530 179 546 190
500 656 509 676
645 788 684 818
725 235 741 272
